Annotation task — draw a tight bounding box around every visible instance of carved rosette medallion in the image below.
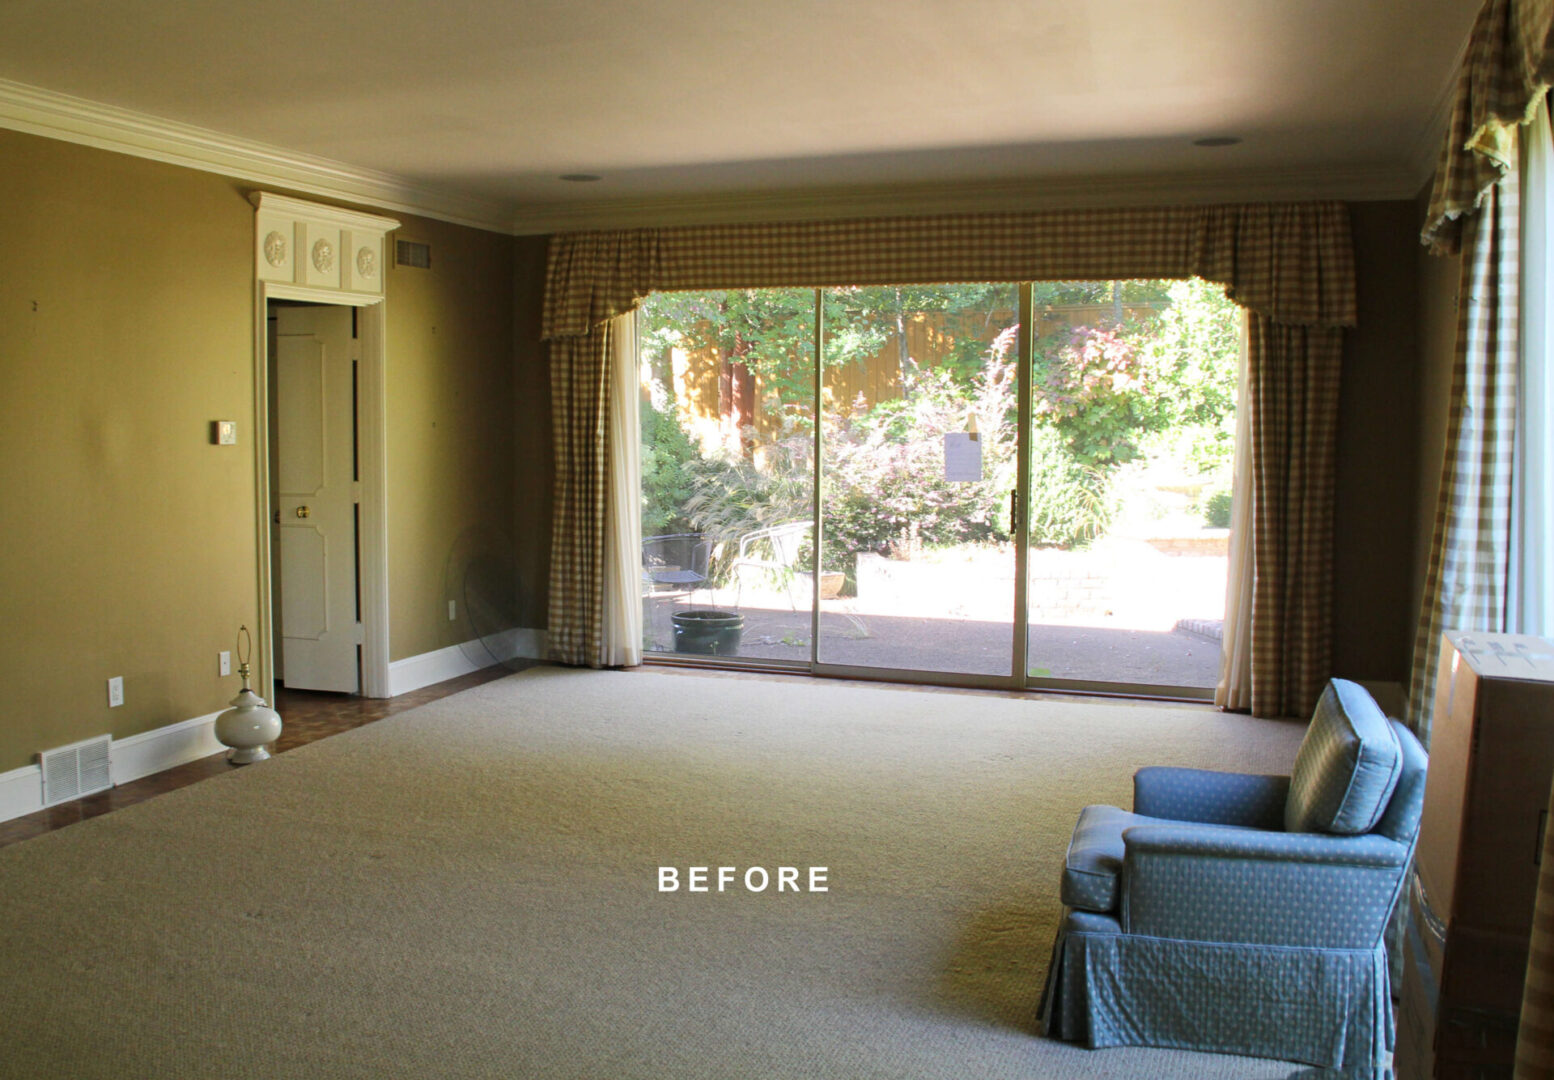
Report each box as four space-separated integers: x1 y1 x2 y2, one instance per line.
356 247 377 278
263 230 288 267
311 239 335 272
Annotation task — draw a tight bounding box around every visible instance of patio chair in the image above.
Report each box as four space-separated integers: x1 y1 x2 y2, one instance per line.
642 533 712 600
1039 678 1427 1079
730 521 812 610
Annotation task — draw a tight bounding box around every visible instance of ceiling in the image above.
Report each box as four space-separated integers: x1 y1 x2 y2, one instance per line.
0 1 1481 233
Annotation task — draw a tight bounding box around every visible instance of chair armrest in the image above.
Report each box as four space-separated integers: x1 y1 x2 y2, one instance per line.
1133 767 1289 829
1120 824 1408 948
1122 824 1408 868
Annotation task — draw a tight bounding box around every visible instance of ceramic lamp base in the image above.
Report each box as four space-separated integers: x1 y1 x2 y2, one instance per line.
214 685 283 766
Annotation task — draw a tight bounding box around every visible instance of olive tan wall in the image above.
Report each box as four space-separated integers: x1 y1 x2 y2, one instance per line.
383 217 516 660
0 130 259 774
0 129 518 774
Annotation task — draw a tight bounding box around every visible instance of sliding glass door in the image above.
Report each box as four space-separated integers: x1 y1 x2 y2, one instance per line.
1022 279 1240 696
638 288 817 662
638 279 1240 698
814 285 1019 678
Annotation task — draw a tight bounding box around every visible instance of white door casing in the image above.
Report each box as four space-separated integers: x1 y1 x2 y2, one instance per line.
274 304 359 692
251 193 396 701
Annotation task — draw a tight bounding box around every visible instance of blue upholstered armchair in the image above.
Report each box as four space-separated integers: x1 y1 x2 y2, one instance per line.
1040 679 1428 1079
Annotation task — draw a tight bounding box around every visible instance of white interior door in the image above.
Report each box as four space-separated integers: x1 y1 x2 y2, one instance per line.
274 304 359 692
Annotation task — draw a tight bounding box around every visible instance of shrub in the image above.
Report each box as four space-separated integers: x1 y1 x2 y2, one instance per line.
1203 490 1233 529
1026 426 1114 548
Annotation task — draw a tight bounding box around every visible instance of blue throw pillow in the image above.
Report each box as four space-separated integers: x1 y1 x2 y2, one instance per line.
1284 679 1403 834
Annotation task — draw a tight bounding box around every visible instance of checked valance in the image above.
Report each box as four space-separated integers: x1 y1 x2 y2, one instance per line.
1423 0 1554 253
541 202 1357 339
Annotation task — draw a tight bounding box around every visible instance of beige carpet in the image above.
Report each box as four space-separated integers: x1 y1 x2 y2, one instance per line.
0 667 1320 1078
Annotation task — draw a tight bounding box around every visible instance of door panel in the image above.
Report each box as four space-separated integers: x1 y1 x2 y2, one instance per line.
1022 278 1239 698
279 527 329 639
274 304 358 692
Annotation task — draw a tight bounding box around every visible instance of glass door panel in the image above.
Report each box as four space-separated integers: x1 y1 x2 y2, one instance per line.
637 288 816 662
1024 279 1239 694
816 285 1019 677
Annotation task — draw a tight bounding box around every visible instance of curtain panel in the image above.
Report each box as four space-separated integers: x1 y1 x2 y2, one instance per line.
1410 182 1522 743
1246 318 1346 719
1215 315 1256 711
541 203 1357 714
546 324 612 667
1424 0 1554 254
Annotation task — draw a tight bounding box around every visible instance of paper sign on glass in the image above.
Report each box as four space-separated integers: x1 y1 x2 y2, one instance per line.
944 432 982 482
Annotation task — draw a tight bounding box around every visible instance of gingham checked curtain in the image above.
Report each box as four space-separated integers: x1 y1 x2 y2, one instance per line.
542 203 1356 705
1244 317 1345 718
546 322 613 666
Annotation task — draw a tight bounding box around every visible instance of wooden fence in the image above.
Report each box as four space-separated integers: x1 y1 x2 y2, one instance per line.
648 302 1165 451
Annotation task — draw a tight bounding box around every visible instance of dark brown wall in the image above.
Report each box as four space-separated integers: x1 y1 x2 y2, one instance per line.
1330 200 1425 689
1410 188 1463 654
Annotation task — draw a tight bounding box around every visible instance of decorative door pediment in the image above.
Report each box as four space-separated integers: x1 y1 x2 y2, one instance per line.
251 192 399 297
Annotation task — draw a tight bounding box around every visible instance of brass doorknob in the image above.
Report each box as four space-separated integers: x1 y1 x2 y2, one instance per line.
295 506 311 518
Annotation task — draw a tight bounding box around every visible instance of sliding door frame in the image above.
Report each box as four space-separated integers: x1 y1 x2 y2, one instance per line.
645 281 1224 703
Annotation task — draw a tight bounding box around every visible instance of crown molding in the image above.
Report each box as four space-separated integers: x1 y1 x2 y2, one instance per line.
509 162 1423 235
0 77 514 234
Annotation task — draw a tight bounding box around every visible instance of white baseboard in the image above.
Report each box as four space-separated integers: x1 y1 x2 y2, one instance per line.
0 763 43 824
387 629 547 697
110 710 225 786
0 709 228 826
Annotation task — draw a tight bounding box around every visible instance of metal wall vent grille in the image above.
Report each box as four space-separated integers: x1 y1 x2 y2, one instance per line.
395 239 432 270
41 735 112 806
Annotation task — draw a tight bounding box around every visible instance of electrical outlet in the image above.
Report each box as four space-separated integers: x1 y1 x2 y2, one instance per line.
107 676 124 708
448 599 457 621
219 651 231 677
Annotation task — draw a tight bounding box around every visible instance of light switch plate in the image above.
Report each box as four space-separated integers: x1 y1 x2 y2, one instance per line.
219 651 231 677
211 420 237 445
107 676 124 707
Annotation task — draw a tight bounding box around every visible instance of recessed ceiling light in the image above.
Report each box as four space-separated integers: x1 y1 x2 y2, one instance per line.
559 173 603 182
1192 137 1242 148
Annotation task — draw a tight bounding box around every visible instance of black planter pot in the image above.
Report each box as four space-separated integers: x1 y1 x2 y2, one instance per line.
670 609 744 656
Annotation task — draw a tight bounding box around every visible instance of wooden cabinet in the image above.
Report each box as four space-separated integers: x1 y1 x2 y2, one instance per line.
1398 631 1554 1079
